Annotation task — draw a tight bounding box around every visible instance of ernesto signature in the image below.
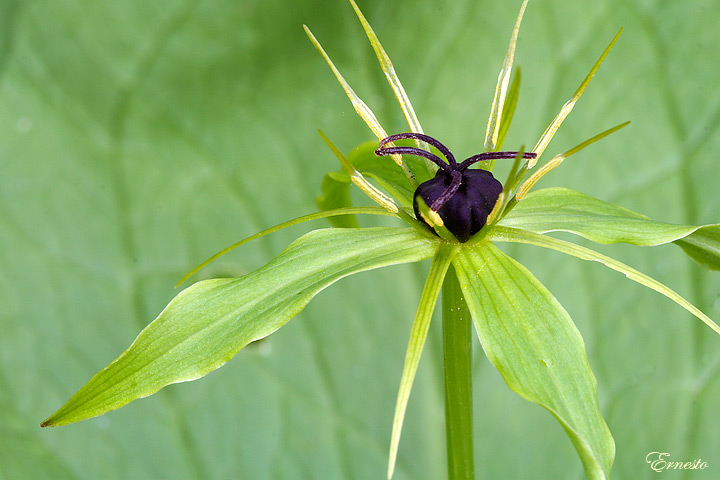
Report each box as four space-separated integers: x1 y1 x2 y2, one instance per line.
646 452 708 472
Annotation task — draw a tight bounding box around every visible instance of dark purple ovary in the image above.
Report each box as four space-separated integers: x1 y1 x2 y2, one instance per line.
413 168 502 243
374 132 535 243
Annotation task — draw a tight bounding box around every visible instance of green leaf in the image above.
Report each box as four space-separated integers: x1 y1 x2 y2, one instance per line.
675 225 720 270
490 226 720 335
502 187 699 244
316 171 359 228
42 227 438 427
453 242 614 480
501 188 720 269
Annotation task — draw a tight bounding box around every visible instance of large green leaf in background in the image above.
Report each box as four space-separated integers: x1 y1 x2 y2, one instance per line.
2 0 719 479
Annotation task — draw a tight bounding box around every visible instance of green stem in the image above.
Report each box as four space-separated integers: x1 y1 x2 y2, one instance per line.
442 264 474 480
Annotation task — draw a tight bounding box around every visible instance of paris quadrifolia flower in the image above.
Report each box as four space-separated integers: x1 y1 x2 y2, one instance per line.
42 1 720 479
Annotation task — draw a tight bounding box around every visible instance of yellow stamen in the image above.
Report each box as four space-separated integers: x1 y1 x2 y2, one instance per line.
486 191 506 225
319 130 399 214
517 156 564 199
531 28 623 167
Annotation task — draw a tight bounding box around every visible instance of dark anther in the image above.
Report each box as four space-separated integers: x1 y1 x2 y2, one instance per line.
375 133 537 242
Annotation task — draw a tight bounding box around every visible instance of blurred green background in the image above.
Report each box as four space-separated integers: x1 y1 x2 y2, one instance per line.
1 0 719 478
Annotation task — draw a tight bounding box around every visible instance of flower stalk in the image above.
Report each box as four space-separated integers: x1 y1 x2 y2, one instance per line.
442 265 475 480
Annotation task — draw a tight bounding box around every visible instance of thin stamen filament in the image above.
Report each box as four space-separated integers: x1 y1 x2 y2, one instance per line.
380 132 457 166
459 151 536 170
376 145 452 172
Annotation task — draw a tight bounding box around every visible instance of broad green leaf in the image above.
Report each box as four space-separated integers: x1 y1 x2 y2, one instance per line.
502 188 720 269
316 172 359 228
453 242 614 480
675 225 720 270
490 226 720 335
502 187 699 244
42 227 438 427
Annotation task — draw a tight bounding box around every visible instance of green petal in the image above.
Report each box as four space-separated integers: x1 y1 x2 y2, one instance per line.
453 242 614 480
318 130 400 214
345 0 436 178
495 67 521 151
42 227 438 427
177 205 396 286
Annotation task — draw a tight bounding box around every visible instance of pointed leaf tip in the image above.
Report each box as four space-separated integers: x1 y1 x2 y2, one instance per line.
41 228 439 427
532 27 623 162
454 243 614 479
490 225 720 336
